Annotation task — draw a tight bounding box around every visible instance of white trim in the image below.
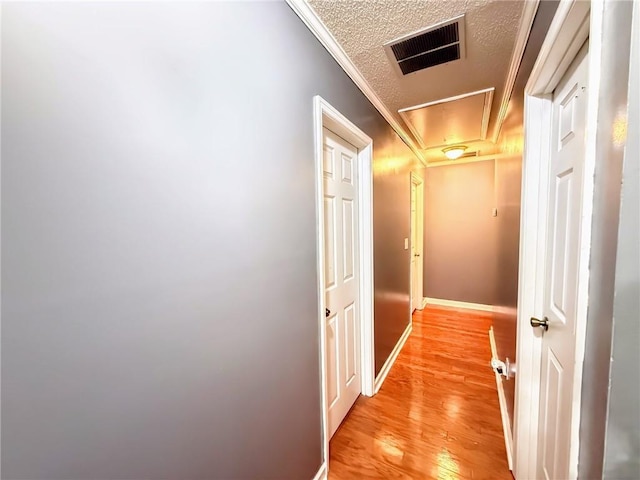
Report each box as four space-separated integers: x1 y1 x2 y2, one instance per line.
493 0 541 142
399 88 494 150
526 2 590 96
425 297 494 312
313 96 375 473
421 297 429 309
514 1 593 479
489 327 515 471
410 172 424 312
286 0 426 166
373 321 412 394
311 463 327 480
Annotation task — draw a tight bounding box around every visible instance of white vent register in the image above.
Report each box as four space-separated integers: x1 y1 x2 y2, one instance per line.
384 15 466 76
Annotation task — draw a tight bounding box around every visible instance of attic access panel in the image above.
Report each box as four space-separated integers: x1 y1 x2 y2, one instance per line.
398 88 495 150
384 15 466 77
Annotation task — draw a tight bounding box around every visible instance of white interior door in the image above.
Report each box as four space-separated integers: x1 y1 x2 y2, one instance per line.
410 175 423 312
323 127 361 439
536 42 588 480
410 182 419 311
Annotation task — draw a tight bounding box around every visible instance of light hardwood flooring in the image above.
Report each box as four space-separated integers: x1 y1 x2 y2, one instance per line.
328 305 513 479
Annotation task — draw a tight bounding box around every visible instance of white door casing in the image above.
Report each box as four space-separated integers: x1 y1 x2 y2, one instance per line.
323 128 361 439
514 1 593 479
536 42 588 480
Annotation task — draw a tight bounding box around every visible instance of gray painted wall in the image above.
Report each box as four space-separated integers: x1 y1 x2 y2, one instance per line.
602 1 640 477
0 2 419 478
373 159 422 375
492 156 522 427
578 1 637 478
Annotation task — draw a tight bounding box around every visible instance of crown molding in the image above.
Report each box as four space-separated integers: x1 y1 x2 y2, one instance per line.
285 0 427 166
492 0 541 143
426 152 521 168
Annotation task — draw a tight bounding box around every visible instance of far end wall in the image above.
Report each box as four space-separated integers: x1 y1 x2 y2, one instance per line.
424 160 493 305
423 158 521 308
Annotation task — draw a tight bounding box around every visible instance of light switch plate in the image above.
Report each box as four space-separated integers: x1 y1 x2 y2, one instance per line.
404 238 409 250
492 208 498 217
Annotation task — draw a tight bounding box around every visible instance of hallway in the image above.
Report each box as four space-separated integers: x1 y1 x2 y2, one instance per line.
328 306 512 479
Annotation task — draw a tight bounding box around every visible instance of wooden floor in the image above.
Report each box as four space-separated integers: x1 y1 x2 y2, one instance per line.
328 306 512 480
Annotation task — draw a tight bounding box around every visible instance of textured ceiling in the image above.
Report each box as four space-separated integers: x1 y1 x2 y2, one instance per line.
307 0 526 162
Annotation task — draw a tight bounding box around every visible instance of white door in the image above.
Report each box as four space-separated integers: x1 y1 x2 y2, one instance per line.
410 182 420 311
323 127 361 438
536 42 588 480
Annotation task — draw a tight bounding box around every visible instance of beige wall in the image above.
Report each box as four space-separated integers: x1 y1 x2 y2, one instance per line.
423 161 498 305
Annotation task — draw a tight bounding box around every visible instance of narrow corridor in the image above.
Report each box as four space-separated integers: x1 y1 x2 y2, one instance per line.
328 306 512 479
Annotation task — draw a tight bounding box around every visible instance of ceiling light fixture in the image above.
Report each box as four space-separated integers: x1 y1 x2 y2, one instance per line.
442 145 467 160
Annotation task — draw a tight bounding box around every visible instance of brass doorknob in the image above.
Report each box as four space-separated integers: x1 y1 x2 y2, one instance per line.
530 316 549 331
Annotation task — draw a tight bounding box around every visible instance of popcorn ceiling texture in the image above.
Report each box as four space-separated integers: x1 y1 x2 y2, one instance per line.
307 0 525 153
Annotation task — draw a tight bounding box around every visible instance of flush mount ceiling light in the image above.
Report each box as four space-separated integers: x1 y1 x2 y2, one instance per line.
442 145 467 160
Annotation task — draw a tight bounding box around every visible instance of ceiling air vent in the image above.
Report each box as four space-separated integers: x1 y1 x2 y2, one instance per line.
384 15 466 76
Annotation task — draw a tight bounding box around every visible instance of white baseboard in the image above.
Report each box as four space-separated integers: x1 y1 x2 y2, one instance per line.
489 327 514 471
425 297 494 312
312 462 327 480
421 297 429 309
374 321 412 394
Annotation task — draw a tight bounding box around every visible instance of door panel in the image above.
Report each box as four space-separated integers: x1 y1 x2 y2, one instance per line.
342 199 355 281
323 128 361 439
550 169 573 322
326 313 339 409
542 351 564 480
537 42 588 480
324 195 336 289
344 302 357 386
341 153 353 184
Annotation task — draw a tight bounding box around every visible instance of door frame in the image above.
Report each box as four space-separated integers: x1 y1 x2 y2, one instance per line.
513 1 600 479
313 96 375 475
409 172 424 312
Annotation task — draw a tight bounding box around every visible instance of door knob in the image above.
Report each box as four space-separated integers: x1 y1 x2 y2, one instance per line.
530 316 549 331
